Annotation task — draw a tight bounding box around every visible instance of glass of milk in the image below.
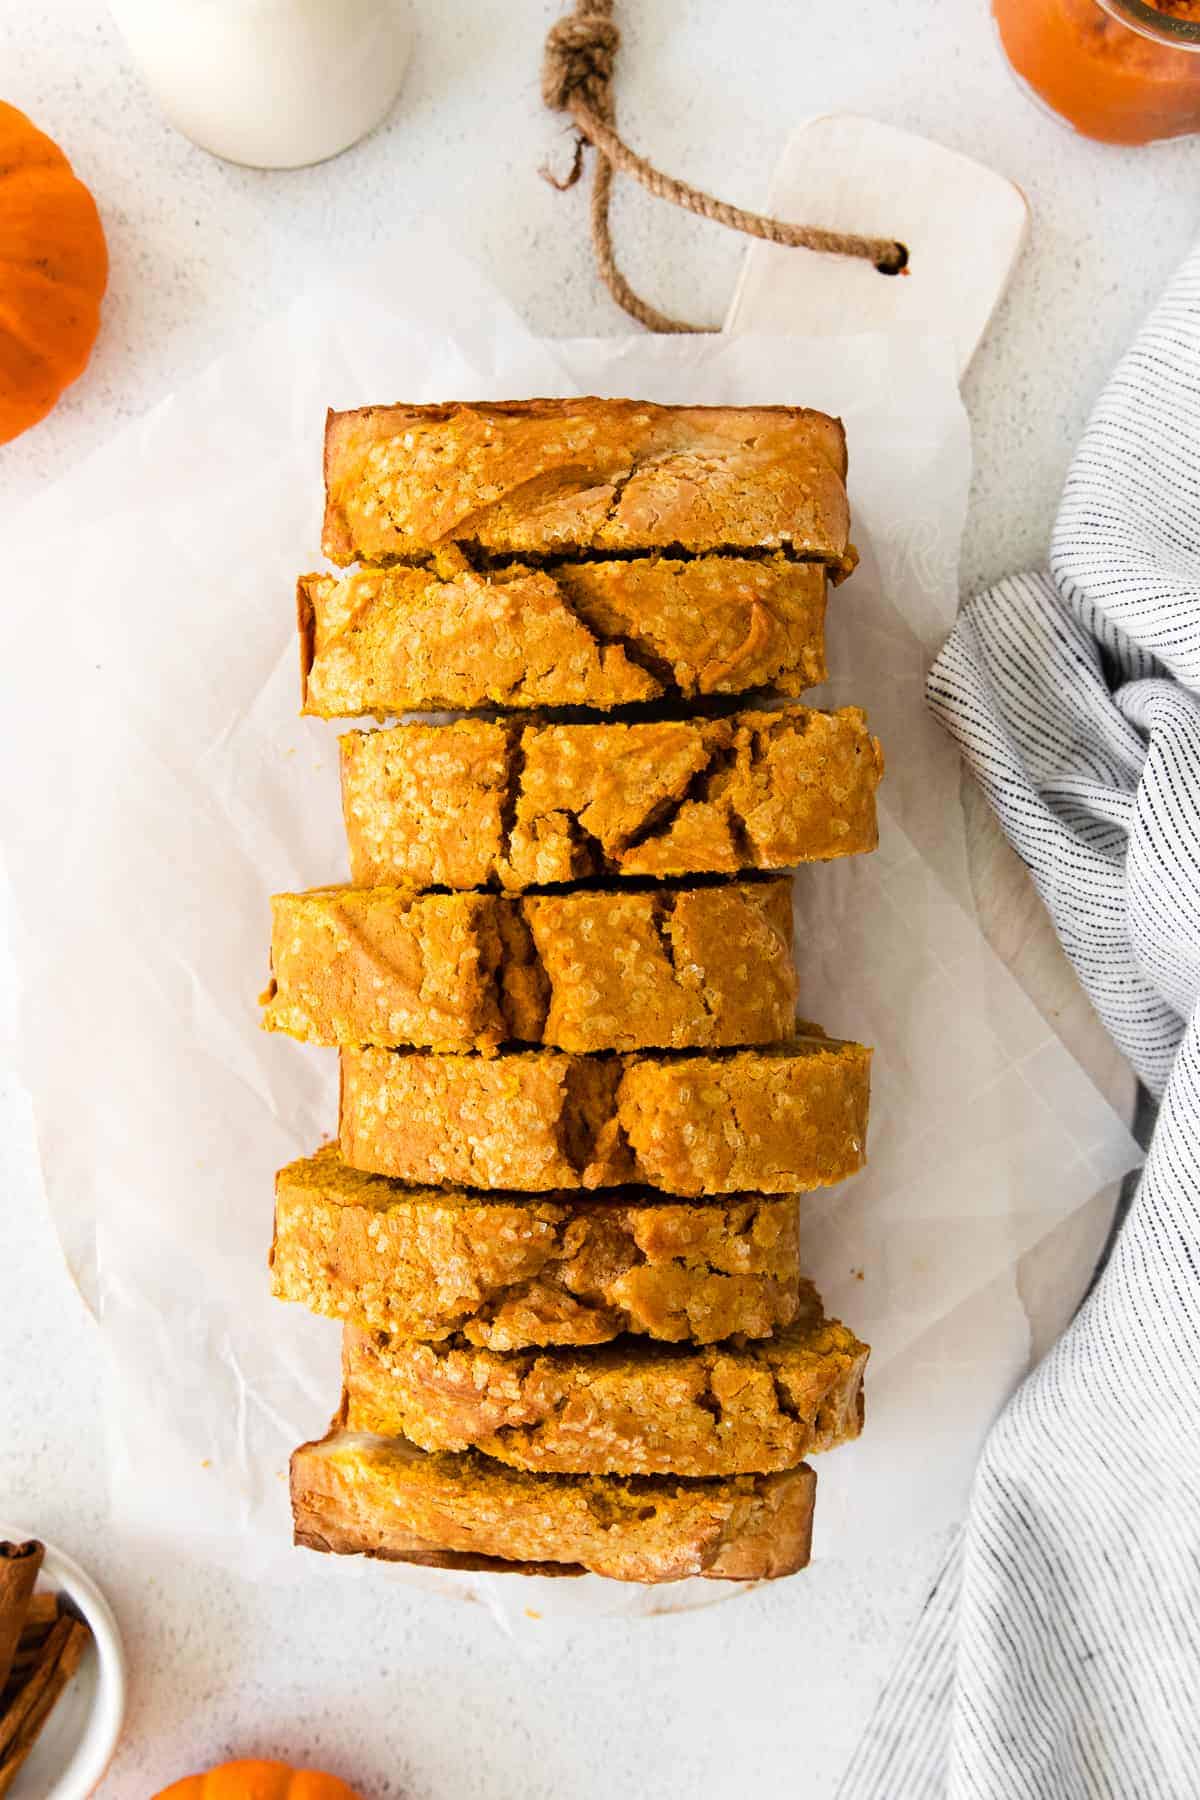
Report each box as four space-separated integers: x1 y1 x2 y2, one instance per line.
108 0 412 169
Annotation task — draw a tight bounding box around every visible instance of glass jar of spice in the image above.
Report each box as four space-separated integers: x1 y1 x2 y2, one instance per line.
993 0 1200 143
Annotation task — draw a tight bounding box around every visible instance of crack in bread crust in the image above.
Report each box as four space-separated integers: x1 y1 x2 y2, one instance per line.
541 562 682 692
321 398 850 570
341 1299 869 1477
336 1038 871 1195
339 706 882 889
263 880 799 1053
298 562 662 717
270 1146 804 1348
300 554 834 718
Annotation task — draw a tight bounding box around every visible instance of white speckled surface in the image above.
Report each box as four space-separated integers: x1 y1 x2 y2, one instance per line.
0 3 1195 1795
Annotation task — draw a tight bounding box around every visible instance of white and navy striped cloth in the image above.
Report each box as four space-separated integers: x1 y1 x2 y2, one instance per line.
841 250 1200 1798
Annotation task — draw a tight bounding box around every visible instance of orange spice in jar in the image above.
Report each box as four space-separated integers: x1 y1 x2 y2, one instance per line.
993 0 1200 143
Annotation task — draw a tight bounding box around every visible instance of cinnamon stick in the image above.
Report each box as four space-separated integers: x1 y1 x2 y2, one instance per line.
0 1613 90 1796
4 1603 58 1686
0 1597 61 1712
0 1544 43 1694
17 1594 56 1636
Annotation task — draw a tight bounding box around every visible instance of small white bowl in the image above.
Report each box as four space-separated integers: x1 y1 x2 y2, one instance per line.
0 1530 126 1800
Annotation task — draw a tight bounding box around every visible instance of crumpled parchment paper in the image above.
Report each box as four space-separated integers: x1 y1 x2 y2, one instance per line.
0 235 1139 1622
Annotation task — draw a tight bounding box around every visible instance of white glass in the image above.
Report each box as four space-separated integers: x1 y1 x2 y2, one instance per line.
108 0 412 169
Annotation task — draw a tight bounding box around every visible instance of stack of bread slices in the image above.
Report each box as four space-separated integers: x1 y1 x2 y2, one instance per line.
265 398 882 1584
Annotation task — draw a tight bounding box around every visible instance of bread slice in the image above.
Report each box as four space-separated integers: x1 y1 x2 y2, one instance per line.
271 1148 803 1349
321 397 850 565
292 1428 817 1582
299 552 832 717
341 1296 868 1476
339 706 882 889
262 879 798 1054
339 1037 871 1196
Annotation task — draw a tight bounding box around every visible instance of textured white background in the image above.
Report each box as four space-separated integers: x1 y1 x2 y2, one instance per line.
0 3 1196 1796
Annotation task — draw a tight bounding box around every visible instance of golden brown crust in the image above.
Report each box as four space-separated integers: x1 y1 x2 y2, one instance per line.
341 718 510 893
261 880 798 1053
321 398 849 565
298 556 659 716
340 705 882 889
270 1147 804 1348
299 553 829 718
342 1303 868 1476
291 1428 817 1582
530 881 797 1053
550 556 830 697
262 887 512 1052
339 1037 871 1196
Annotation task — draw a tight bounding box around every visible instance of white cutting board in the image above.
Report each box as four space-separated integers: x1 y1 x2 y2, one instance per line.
725 114 1029 377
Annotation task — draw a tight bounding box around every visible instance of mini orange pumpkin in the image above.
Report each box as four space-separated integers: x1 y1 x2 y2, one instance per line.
0 100 108 445
153 1757 364 1800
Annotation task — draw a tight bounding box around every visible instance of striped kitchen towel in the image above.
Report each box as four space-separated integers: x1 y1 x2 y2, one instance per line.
841 248 1200 1799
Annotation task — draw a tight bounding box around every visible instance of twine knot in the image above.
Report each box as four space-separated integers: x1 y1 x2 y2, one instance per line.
539 0 907 333
541 10 620 118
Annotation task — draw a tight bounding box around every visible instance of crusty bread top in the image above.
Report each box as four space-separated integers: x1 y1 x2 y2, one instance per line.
338 704 881 890
341 1300 868 1477
291 1428 818 1582
262 879 799 1055
271 1145 805 1348
297 552 832 718
322 397 850 565
338 1035 872 1196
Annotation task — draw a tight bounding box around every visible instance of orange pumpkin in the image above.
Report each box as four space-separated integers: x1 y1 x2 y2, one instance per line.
0 100 107 445
153 1757 364 1800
